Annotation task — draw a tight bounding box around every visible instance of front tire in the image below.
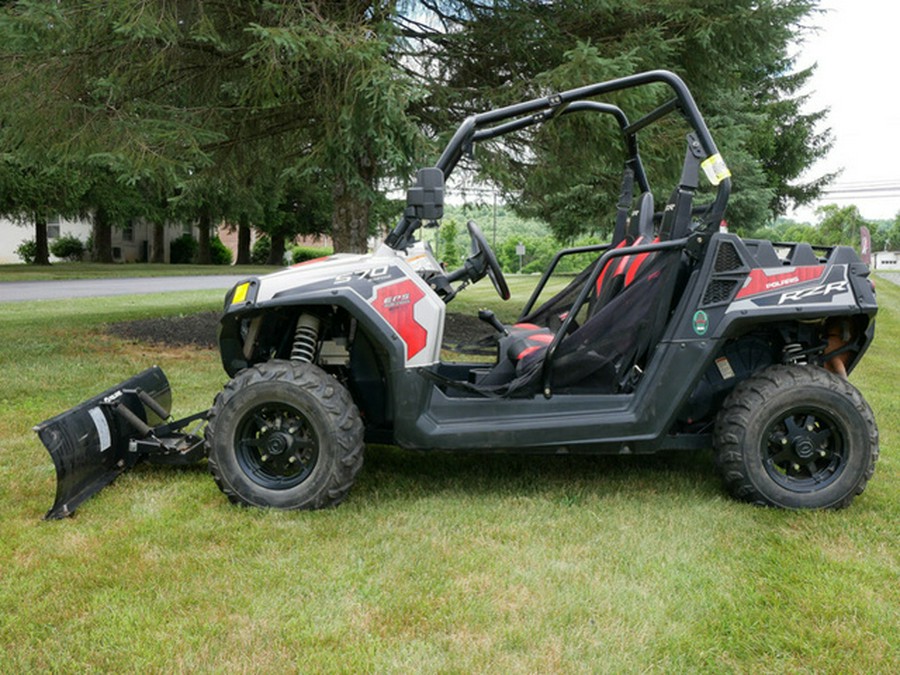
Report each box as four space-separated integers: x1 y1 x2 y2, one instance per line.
207 360 364 510
714 365 878 509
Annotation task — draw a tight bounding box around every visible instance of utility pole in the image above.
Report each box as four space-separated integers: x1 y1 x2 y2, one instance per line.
492 190 497 249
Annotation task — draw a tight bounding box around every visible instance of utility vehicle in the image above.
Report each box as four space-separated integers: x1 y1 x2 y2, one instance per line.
35 70 878 518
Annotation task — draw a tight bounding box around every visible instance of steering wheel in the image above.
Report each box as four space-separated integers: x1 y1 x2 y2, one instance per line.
467 220 510 300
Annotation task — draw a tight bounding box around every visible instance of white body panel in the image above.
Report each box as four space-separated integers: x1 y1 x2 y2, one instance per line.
252 244 446 367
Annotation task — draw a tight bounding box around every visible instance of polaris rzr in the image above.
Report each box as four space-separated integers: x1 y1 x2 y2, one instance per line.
35 70 878 519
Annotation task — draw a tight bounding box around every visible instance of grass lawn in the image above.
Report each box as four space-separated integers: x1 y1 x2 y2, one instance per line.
0 262 275 282
0 273 897 671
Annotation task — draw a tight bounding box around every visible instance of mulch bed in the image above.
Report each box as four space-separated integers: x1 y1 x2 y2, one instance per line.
107 310 493 350
108 311 222 349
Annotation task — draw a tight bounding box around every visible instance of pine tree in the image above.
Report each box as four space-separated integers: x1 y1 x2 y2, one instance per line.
0 0 830 251
404 0 829 236
0 1 421 253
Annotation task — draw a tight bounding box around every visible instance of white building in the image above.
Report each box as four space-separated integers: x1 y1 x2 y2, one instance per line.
873 250 899 270
0 216 202 264
1 215 332 265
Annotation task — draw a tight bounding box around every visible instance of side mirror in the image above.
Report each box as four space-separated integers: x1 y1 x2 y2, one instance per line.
406 167 444 221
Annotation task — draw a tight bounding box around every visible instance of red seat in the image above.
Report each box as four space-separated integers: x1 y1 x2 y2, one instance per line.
506 323 554 362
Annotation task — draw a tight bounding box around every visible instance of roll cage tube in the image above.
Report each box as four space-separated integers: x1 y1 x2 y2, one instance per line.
386 69 731 250
518 242 614 320
469 100 650 195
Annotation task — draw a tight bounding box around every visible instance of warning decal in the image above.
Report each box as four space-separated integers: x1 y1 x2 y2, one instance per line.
88 407 112 453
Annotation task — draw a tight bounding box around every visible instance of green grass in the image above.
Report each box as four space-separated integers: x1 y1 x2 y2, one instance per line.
0 262 274 282
452 273 570 322
0 276 898 671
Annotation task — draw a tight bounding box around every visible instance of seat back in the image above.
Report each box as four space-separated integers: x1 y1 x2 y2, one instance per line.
590 191 655 312
628 191 655 240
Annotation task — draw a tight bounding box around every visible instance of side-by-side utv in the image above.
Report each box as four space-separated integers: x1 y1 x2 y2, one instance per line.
35 70 878 519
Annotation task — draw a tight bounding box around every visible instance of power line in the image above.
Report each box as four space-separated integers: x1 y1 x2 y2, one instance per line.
819 182 900 201
827 179 900 188
823 193 900 201
824 186 900 194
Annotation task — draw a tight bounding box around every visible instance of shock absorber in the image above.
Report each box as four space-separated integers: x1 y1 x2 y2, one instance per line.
291 314 320 363
782 342 807 365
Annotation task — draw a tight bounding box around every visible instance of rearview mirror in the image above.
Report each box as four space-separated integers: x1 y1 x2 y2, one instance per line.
406 167 444 221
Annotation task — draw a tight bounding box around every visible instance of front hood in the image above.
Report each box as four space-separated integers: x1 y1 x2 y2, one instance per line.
223 251 383 311
254 253 373 302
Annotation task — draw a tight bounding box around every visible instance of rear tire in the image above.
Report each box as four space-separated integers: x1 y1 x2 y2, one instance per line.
207 360 364 510
714 365 878 509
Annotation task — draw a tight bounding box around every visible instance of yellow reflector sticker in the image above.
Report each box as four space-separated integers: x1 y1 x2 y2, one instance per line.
232 282 250 305
701 153 731 186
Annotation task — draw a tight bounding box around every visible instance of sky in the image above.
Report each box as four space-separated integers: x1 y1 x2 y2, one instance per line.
788 0 900 223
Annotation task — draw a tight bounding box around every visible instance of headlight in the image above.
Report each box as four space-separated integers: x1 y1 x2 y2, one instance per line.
225 279 259 311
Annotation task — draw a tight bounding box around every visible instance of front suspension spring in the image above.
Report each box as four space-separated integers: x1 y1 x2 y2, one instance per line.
782 342 807 365
291 314 321 363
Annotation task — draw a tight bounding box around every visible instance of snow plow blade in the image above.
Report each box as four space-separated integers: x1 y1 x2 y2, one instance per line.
34 366 189 519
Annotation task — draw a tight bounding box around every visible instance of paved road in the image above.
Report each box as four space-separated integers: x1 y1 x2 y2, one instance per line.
878 272 900 287
0 275 249 303
4 270 898 303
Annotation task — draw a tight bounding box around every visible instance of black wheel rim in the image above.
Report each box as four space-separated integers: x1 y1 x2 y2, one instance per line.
234 403 319 489
762 407 846 493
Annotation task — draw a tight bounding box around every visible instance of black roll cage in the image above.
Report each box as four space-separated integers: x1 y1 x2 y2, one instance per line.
386 69 731 250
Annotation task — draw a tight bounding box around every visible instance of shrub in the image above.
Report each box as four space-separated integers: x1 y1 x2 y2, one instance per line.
291 245 333 264
170 233 198 264
49 234 86 262
210 236 233 265
251 236 270 264
438 220 464 269
15 239 37 264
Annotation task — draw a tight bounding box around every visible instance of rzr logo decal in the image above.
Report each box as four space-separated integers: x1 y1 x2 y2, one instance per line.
727 265 851 310
778 280 849 305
